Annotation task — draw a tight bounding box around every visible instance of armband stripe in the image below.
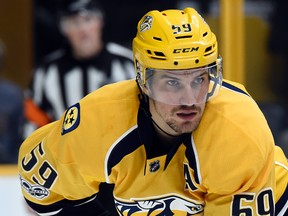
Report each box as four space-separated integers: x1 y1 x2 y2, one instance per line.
276 185 288 215
222 81 250 97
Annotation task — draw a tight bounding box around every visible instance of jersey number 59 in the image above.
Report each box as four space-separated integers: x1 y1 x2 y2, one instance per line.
21 142 58 189
232 189 274 215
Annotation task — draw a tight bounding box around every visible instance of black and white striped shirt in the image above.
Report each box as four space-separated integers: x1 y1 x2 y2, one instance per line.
24 42 135 136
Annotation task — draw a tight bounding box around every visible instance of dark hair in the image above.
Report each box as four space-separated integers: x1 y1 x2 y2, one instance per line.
58 0 104 18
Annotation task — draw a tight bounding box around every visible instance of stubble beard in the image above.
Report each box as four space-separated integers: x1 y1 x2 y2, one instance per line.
166 115 201 134
154 102 202 135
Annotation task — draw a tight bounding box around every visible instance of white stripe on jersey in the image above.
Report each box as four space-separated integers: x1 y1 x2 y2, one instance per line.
277 201 288 216
27 43 135 125
105 125 138 183
87 67 106 93
45 64 66 119
64 67 84 108
107 42 133 60
111 59 128 82
37 209 62 216
33 67 46 105
275 161 288 171
125 60 136 79
191 136 202 184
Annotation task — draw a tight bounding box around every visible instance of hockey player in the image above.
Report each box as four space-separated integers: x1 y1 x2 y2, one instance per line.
18 7 288 215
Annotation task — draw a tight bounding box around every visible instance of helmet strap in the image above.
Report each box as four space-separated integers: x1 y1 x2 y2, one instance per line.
136 79 151 119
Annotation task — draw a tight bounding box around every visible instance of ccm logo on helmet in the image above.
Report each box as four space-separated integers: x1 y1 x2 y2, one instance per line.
173 47 199 53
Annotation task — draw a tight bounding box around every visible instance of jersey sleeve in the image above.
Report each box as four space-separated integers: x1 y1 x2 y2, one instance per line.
274 145 288 215
203 143 275 215
18 105 108 215
196 82 276 215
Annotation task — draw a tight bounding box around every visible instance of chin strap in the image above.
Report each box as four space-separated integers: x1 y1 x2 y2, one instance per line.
151 117 181 138
136 79 151 118
136 80 179 138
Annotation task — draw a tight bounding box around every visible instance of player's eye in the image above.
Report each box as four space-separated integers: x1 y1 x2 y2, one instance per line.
167 79 180 87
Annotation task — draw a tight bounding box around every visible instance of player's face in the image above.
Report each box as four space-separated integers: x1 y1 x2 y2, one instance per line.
150 98 206 135
148 68 208 135
61 11 103 59
145 68 210 105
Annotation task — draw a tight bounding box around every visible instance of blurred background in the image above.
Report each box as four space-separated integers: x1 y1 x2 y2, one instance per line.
0 0 287 215
1 0 286 152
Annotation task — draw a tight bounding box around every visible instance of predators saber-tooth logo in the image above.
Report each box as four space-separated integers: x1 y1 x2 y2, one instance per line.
115 195 203 215
140 16 153 32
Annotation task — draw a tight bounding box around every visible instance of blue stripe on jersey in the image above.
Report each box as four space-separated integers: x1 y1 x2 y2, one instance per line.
24 194 101 215
107 128 142 176
184 139 200 184
276 184 288 215
222 81 250 96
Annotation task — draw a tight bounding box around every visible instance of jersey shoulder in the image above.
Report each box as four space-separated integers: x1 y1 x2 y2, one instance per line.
194 79 275 192
105 42 133 61
40 49 66 65
208 79 265 125
33 49 71 75
205 79 273 148
56 80 139 162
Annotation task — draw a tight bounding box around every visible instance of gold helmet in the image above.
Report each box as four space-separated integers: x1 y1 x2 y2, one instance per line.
133 8 222 105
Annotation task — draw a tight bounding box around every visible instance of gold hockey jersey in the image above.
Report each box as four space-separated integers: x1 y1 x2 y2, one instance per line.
18 79 288 215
